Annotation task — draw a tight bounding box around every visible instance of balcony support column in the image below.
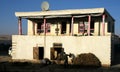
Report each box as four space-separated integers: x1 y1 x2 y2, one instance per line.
88 15 91 36
43 18 46 36
18 17 22 35
102 14 105 36
71 16 74 36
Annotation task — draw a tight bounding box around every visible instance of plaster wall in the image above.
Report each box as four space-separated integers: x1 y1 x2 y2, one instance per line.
27 20 34 35
12 35 111 66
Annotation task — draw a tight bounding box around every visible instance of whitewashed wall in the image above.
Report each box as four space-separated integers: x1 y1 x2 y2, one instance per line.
12 35 111 66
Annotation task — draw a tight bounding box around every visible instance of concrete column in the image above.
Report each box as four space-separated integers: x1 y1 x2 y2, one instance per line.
18 17 22 35
102 14 105 36
88 15 91 36
71 16 74 36
44 18 46 36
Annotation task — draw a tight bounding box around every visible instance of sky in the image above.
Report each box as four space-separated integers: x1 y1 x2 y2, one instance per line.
0 0 120 35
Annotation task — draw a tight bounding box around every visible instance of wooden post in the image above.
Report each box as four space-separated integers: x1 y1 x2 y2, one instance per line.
18 17 22 35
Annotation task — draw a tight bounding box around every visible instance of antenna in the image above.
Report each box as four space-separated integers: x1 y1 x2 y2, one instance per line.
41 1 49 11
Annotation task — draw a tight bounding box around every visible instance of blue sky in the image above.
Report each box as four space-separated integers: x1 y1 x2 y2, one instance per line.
0 0 120 35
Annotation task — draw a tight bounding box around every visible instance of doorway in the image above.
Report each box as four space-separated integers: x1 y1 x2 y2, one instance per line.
50 48 64 60
39 47 44 59
33 47 44 60
61 22 67 34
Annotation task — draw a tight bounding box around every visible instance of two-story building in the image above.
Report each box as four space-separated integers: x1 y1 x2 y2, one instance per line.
12 8 119 66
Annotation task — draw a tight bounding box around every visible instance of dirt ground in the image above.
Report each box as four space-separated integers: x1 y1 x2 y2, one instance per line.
0 62 120 72
0 56 120 72
0 53 120 72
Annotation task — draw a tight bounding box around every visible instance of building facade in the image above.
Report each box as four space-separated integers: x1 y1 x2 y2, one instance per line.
12 8 119 66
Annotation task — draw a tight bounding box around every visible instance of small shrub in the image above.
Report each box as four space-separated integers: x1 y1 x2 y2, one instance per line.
73 53 101 67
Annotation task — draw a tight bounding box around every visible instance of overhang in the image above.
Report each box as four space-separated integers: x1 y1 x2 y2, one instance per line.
15 8 115 21
15 8 105 17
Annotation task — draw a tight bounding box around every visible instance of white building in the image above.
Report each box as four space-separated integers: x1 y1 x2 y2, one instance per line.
12 8 120 67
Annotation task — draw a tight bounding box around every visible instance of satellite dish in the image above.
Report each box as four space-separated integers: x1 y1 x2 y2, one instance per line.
41 1 49 11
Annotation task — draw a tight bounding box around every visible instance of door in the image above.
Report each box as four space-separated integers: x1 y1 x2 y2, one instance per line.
33 47 44 60
39 47 44 59
33 47 39 59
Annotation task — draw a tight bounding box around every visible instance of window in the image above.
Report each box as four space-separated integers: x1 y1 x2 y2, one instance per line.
90 21 94 33
78 22 85 33
84 22 88 33
37 23 51 33
46 23 51 33
61 22 66 34
78 21 94 34
37 23 44 33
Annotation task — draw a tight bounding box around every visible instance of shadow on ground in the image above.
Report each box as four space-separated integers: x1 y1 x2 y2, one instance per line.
0 62 120 72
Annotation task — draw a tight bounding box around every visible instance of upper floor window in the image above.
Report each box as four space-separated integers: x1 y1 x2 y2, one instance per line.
46 23 51 33
37 23 44 33
84 22 88 33
90 21 95 33
37 22 51 33
78 21 95 34
78 22 85 33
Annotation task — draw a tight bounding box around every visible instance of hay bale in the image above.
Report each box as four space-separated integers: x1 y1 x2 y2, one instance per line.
73 53 101 67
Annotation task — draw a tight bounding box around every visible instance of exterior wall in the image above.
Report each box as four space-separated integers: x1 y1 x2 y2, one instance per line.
66 22 70 35
73 22 78 35
111 35 120 64
34 22 37 35
107 16 115 34
94 22 100 35
27 17 114 36
51 22 56 35
12 35 111 66
27 20 34 35
100 22 108 35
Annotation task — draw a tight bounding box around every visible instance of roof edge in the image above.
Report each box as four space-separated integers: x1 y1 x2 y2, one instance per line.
15 7 105 17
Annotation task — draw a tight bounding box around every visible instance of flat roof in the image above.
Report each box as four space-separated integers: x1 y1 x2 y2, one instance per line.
15 8 105 17
15 8 114 21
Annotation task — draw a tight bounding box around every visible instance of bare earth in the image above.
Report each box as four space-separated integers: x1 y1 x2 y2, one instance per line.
0 56 120 72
